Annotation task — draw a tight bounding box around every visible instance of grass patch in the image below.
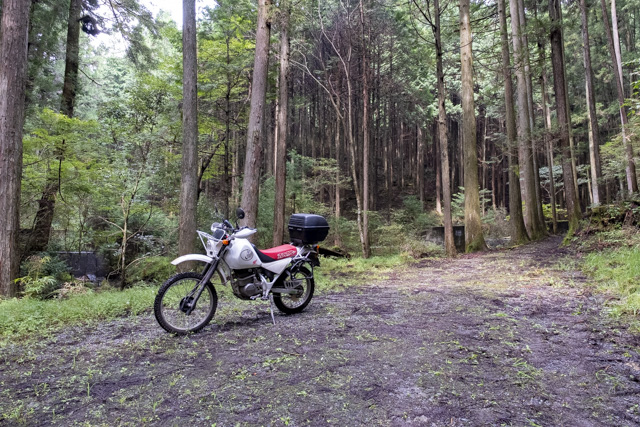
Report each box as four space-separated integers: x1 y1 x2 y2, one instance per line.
315 254 414 291
0 285 156 345
583 246 640 317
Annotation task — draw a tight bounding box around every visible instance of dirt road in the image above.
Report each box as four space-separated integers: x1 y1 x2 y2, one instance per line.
1 236 639 426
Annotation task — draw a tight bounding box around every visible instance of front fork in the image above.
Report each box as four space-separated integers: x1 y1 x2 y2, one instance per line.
182 252 225 315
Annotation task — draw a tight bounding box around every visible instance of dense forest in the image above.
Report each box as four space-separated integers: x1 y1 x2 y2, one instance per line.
1 0 639 297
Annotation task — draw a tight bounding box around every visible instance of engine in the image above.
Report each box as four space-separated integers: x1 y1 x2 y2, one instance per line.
230 269 262 300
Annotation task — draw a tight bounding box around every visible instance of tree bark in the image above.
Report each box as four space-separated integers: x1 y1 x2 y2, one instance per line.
460 0 486 252
359 0 371 258
0 0 30 297
178 0 199 265
433 0 456 256
273 3 290 247
579 0 602 205
241 0 271 229
516 0 545 229
549 0 581 233
61 0 82 117
600 0 637 193
435 120 443 215
498 0 528 244
417 126 425 207
540 52 558 233
509 0 546 240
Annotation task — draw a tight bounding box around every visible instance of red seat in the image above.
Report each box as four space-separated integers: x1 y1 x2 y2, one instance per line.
260 244 297 260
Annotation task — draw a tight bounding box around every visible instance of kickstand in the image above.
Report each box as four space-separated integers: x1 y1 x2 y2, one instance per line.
269 294 276 325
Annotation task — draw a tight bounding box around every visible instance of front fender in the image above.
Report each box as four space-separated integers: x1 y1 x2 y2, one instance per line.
170 255 229 284
171 254 214 266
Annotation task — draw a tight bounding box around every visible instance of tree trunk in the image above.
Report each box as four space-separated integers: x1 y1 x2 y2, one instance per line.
498 0 528 244
28 0 83 254
433 0 456 256
509 0 546 240
517 0 545 229
60 0 82 118
549 0 581 234
600 0 637 193
273 3 290 247
241 0 271 229
460 0 486 252
417 126 425 207
541 55 558 233
359 0 371 258
435 120 443 215
579 0 602 205
178 0 199 266
0 0 30 297
334 110 342 246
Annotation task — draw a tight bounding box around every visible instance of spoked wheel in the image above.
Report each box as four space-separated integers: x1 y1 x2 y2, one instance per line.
273 266 314 314
154 272 218 334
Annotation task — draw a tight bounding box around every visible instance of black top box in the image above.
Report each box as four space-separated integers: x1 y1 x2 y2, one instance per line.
288 214 329 244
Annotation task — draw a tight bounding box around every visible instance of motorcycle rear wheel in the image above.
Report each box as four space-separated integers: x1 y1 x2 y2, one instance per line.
154 272 217 334
273 266 314 314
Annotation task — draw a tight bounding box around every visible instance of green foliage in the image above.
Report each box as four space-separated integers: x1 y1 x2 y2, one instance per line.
450 188 494 226
584 243 640 316
542 203 568 221
17 255 73 300
451 188 466 224
126 256 175 285
393 196 440 231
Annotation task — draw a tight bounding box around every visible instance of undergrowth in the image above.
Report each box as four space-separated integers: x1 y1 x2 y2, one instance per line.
315 254 414 291
0 286 155 346
581 227 640 317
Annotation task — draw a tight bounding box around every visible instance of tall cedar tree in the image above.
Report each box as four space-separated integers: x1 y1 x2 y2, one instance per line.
273 1 290 247
178 0 199 264
460 0 486 252
579 0 602 205
509 0 546 239
432 0 456 256
410 0 455 256
0 0 31 296
600 0 637 193
28 0 82 255
241 0 271 229
359 0 371 258
549 0 581 233
498 0 528 244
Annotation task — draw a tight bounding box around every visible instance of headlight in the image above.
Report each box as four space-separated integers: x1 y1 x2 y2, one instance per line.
211 228 225 241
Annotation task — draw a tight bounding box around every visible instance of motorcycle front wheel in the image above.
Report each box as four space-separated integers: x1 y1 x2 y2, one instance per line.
154 272 218 335
273 266 314 314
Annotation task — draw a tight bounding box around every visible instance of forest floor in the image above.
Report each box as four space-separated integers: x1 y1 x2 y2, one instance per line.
2 236 640 426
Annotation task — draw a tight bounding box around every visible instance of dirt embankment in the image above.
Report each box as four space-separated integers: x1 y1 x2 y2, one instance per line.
1 236 639 426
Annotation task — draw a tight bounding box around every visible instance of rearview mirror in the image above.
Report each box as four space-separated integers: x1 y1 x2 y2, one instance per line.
236 207 245 220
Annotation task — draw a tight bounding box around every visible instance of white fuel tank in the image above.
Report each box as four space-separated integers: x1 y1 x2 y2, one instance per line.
224 238 262 269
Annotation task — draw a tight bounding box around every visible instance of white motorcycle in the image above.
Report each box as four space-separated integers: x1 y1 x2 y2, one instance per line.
154 208 329 334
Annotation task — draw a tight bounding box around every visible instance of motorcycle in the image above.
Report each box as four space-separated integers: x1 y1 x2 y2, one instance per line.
153 208 329 334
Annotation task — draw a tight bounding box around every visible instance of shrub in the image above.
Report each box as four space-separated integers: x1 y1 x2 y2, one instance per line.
126 256 175 285
17 255 72 299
